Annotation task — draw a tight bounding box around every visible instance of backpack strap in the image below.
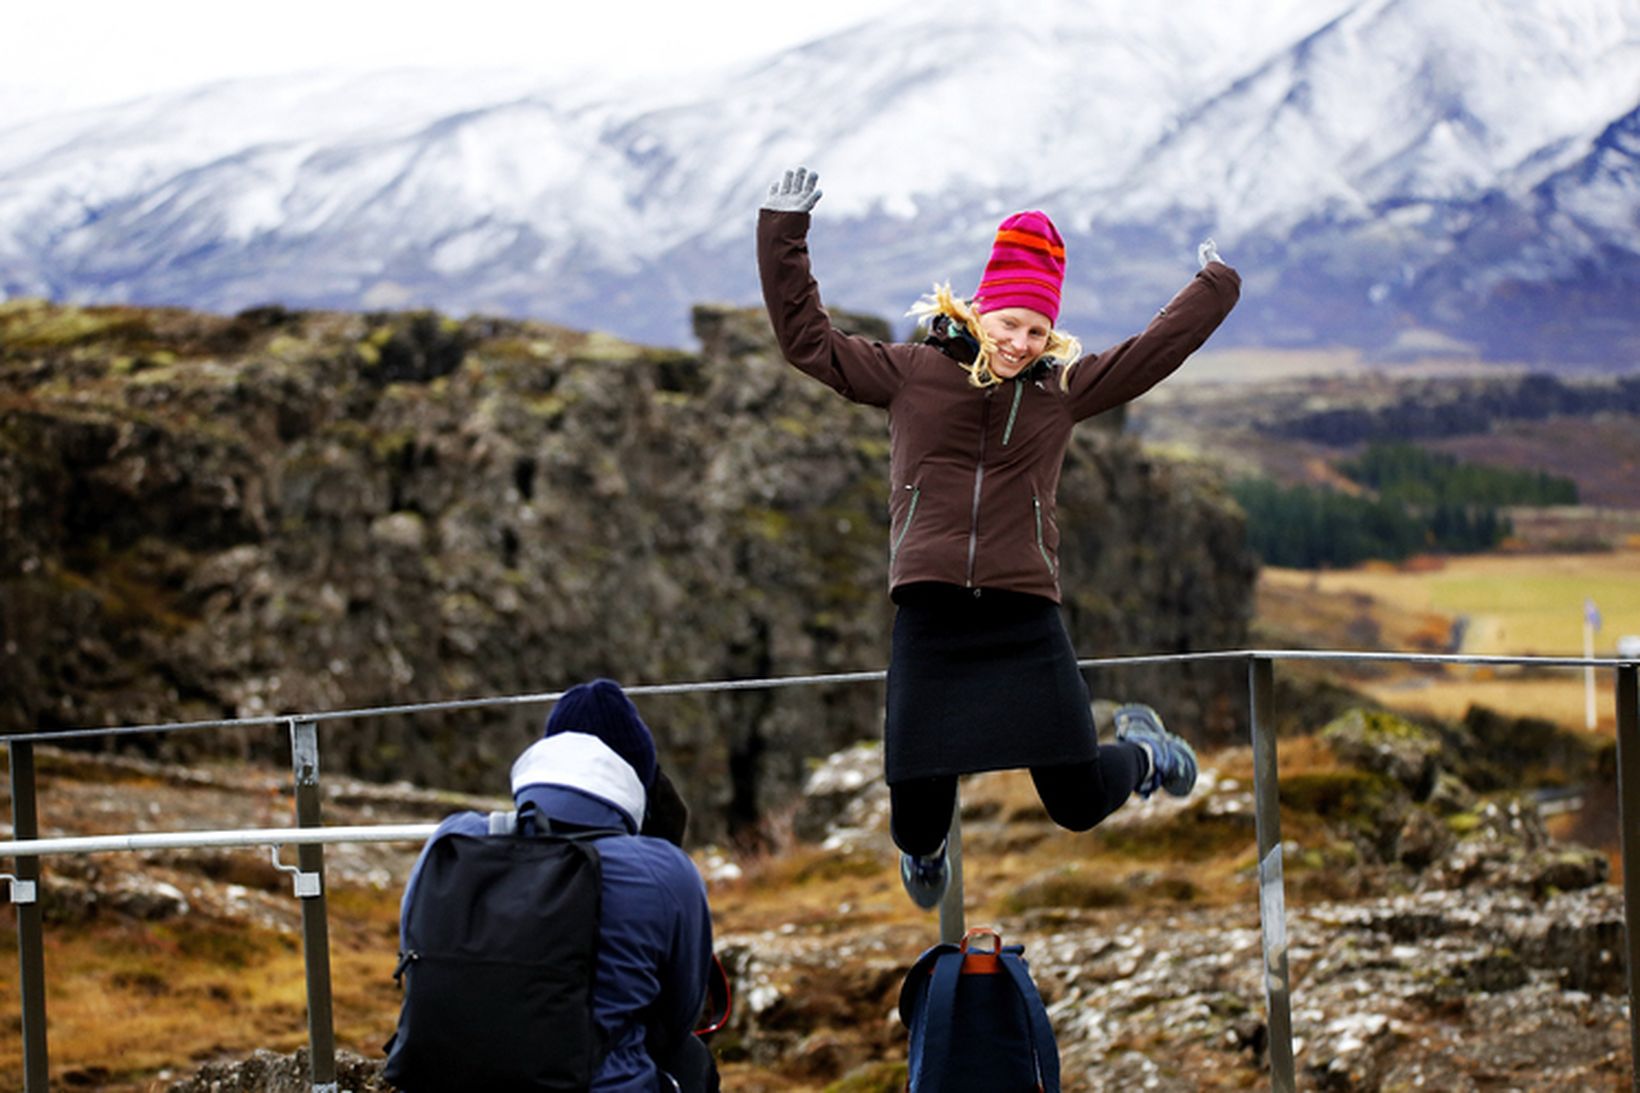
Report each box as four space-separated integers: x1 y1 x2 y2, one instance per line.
999 950 1061 1093
897 942 955 1026
487 810 518 835
912 948 966 1092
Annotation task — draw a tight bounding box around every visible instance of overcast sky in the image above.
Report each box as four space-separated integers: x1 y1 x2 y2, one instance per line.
2 0 892 115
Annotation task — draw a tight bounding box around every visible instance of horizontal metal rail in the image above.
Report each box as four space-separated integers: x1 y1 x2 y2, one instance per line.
0 824 438 859
1 651 1628 746
0 669 893 745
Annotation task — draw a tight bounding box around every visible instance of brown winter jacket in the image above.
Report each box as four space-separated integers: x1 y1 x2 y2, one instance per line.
757 208 1241 604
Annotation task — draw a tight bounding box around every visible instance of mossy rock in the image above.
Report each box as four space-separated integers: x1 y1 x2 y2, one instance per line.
1518 846 1609 897
1395 807 1455 872
1320 707 1441 796
1426 770 1480 817
1280 768 1411 862
565 330 641 363
1 305 153 352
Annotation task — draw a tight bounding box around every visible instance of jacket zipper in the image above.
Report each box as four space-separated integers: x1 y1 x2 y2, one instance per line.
966 391 994 586
891 485 921 562
1033 494 1056 575
1002 380 1025 447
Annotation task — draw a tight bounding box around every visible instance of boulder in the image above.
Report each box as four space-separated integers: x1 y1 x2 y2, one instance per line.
1321 707 1442 797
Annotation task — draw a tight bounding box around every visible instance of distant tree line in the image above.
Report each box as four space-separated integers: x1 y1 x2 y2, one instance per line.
1339 442 1579 507
1274 373 1640 446
1231 443 1580 568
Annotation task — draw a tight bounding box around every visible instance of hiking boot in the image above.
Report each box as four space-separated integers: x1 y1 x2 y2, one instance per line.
1115 703 1198 799
899 843 950 909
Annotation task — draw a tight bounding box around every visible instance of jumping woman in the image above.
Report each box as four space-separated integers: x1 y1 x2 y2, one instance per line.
757 167 1241 908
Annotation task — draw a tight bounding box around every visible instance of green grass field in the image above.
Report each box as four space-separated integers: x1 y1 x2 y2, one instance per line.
1260 548 1639 730
1303 551 1639 657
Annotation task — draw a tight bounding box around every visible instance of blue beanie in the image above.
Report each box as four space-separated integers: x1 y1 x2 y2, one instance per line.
543 678 658 789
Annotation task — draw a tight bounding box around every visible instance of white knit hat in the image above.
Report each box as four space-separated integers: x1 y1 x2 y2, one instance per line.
510 733 647 830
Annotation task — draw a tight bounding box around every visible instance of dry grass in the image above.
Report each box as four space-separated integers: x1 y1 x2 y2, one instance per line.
0 919 306 1089
1263 549 1640 657
1258 547 1640 731
710 846 919 937
0 883 407 1092
1356 670 1624 728
710 741 1355 943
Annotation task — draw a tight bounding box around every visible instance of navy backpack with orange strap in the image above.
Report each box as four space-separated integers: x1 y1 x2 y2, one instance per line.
898 927 1060 1093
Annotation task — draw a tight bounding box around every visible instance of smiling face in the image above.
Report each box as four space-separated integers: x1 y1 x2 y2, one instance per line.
977 306 1052 378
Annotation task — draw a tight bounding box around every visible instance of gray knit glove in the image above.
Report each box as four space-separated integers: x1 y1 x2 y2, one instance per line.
762 166 822 213
1198 238 1223 269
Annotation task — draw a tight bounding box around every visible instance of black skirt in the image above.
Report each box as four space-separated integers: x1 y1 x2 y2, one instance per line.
884 583 1098 783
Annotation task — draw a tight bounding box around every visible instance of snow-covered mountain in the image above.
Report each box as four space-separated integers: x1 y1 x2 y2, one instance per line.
2 0 1637 364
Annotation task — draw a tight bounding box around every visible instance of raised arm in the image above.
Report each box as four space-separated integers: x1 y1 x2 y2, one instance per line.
1063 240 1242 420
756 167 911 408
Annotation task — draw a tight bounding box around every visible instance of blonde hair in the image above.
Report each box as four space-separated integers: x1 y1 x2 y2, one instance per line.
908 283 1083 389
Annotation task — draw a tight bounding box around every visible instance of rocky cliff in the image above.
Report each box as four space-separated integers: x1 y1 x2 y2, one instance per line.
0 298 1255 840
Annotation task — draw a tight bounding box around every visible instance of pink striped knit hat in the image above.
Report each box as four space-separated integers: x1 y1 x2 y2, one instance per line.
973 210 1066 324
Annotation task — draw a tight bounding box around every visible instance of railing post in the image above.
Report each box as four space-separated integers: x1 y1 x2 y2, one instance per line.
1249 656 1296 1093
289 719 338 1093
1614 663 1639 1092
8 740 50 1092
939 790 965 945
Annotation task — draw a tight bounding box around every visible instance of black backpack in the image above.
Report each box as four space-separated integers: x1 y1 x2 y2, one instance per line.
898 927 1060 1093
384 809 619 1092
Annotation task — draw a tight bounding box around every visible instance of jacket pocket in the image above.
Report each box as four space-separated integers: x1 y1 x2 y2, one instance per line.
1032 494 1056 575
891 484 922 563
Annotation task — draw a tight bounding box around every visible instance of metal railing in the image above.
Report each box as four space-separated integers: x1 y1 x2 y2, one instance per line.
3 651 1637 1093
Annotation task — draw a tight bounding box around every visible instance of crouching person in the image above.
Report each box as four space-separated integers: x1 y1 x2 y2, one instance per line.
386 679 720 1092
